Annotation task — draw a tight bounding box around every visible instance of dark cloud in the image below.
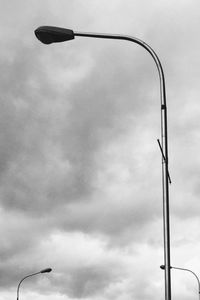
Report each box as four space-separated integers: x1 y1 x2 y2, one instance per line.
0 29 160 219
52 264 122 298
1 1 200 300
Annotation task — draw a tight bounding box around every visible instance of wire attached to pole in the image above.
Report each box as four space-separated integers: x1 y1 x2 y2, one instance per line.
157 139 172 184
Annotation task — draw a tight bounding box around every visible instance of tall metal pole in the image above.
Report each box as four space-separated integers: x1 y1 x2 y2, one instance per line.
74 31 171 300
34 27 172 300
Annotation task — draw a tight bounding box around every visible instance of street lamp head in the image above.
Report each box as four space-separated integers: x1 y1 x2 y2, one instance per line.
34 26 74 44
160 265 165 270
40 268 52 273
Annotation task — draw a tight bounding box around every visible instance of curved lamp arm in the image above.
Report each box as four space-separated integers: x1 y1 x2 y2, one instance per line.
17 268 52 300
173 266 200 300
34 26 171 300
161 265 200 300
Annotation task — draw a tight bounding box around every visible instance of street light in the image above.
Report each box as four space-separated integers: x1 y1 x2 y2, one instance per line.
17 267 52 300
160 265 200 300
34 25 172 300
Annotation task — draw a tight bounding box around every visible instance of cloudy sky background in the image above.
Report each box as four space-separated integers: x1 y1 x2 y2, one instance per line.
1 1 200 299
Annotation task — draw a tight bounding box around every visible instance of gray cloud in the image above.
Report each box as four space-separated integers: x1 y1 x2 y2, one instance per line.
52 264 122 298
1 1 200 300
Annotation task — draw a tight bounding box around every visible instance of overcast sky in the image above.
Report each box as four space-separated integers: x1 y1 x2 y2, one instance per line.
1 1 200 299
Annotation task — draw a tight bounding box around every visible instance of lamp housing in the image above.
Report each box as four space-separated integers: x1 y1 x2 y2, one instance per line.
35 26 74 44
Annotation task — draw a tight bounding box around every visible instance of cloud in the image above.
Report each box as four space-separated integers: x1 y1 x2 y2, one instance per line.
1 1 200 300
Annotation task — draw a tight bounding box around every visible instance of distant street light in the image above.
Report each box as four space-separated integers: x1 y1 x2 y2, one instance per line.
34 25 172 300
17 268 52 300
160 265 200 300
